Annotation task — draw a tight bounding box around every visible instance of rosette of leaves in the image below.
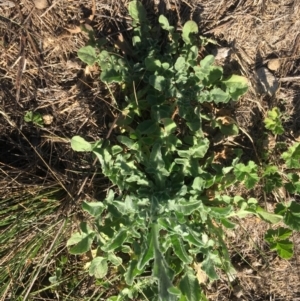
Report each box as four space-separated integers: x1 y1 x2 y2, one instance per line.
69 1 300 300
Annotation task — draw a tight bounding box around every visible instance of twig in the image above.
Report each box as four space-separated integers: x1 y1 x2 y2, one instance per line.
89 0 96 22
105 114 120 140
15 32 26 107
25 28 43 66
279 76 300 82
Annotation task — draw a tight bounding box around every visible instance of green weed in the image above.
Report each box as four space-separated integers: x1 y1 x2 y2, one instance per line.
69 1 300 300
263 107 284 135
24 111 44 127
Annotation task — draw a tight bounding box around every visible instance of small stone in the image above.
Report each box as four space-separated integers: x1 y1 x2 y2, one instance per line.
267 59 281 71
255 67 279 96
212 47 231 61
43 114 53 125
33 0 48 10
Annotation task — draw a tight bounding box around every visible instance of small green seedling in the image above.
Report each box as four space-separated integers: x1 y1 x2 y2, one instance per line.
264 107 284 135
24 111 44 127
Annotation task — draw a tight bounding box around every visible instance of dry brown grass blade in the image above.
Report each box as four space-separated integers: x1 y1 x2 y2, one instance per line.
25 28 43 66
15 32 26 107
64 26 83 34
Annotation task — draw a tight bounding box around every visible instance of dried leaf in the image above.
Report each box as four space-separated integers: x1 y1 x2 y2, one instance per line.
213 147 233 162
216 116 236 126
263 135 276 150
65 26 82 34
193 262 208 284
89 0 96 21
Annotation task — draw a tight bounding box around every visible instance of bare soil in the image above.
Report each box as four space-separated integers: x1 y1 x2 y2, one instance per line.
0 0 299 300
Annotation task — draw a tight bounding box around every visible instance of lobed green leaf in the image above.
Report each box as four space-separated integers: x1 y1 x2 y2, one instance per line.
82 201 105 217
71 136 95 152
136 119 159 135
77 46 97 66
233 161 259 189
138 231 154 270
283 201 300 231
128 0 147 23
201 255 219 281
89 257 108 278
102 228 128 252
179 267 202 301
255 206 282 224
222 75 248 100
124 259 142 286
264 107 284 135
175 199 202 215
170 234 192 264
182 20 198 44
281 142 300 168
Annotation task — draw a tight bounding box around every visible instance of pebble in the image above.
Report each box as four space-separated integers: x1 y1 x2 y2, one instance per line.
212 47 231 61
267 59 281 71
33 0 48 9
43 114 53 125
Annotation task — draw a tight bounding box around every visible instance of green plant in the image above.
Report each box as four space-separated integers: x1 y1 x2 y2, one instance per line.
259 107 300 259
281 142 300 169
263 107 284 135
24 111 44 127
264 227 293 259
68 1 300 300
48 255 68 285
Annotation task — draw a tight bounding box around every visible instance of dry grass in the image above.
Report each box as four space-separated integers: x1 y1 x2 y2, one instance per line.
0 0 300 300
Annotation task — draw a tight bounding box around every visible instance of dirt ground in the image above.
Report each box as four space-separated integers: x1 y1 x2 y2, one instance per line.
0 0 300 300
